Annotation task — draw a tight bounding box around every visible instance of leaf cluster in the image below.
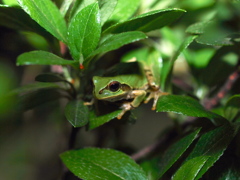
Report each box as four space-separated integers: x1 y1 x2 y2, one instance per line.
1 0 240 179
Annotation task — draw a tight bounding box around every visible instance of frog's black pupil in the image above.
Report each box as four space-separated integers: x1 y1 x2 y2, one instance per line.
109 81 120 92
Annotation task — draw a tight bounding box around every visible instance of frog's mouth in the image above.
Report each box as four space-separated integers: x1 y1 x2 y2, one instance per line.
98 91 129 102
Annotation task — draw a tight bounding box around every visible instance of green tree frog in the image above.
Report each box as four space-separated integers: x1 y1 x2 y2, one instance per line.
92 49 168 119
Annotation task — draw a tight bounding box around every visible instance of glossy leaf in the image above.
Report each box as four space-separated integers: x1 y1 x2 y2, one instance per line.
172 156 210 180
224 94 240 121
17 0 68 43
35 73 66 83
105 8 186 34
0 5 52 39
88 31 147 59
17 51 75 66
99 0 117 26
68 2 101 61
107 0 140 25
156 94 225 125
68 0 95 20
64 100 89 128
61 148 148 180
157 128 201 178
174 124 239 180
88 109 122 130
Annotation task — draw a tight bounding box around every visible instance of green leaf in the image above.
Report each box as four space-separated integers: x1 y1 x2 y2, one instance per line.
99 0 117 26
88 109 122 130
174 124 239 180
64 100 89 128
17 0 68 43
187 21 233 46
106 0 141 25
156 95 225 125
35 73 66 83
68 2 101 61
172 156 210 180
88 31 147 60
225 94 240 121
10 82 60 95
157 128 201 178
196 33 233 46
161 35 197 91
68 0 96 20
16 88 62 112
0 5 53 39
61 148 148 180
105 8 186 34
3 0 18 6
186 21 209 35
17 50 75 66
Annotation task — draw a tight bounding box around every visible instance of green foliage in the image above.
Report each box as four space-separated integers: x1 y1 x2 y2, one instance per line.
17 0 68 43
89 109 122 130
104 8 185 33
88 31 147 59
157 128 201 178
2 0 240 179
65 100 89 128
156 95 226 125
17 50 75 66
173 123 239 180
67 2 101 61
61 148 148 180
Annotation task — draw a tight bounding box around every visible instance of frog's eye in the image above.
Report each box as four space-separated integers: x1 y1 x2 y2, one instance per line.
108 81 121 92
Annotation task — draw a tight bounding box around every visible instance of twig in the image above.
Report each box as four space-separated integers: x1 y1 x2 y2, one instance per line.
60 127 80 180
68 127 80 150
204 68 240 110
131 128 179 161
131 141 162 161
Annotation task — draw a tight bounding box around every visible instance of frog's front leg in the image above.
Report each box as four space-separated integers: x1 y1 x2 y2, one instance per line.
144 91 169 110
143 68 159 91
117 90 146 119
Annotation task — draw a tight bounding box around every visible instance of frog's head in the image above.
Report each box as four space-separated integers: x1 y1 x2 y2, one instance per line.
93 76 131 102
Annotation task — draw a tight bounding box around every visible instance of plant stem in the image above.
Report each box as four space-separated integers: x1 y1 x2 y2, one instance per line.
68 126 80 149
204 67 240 110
